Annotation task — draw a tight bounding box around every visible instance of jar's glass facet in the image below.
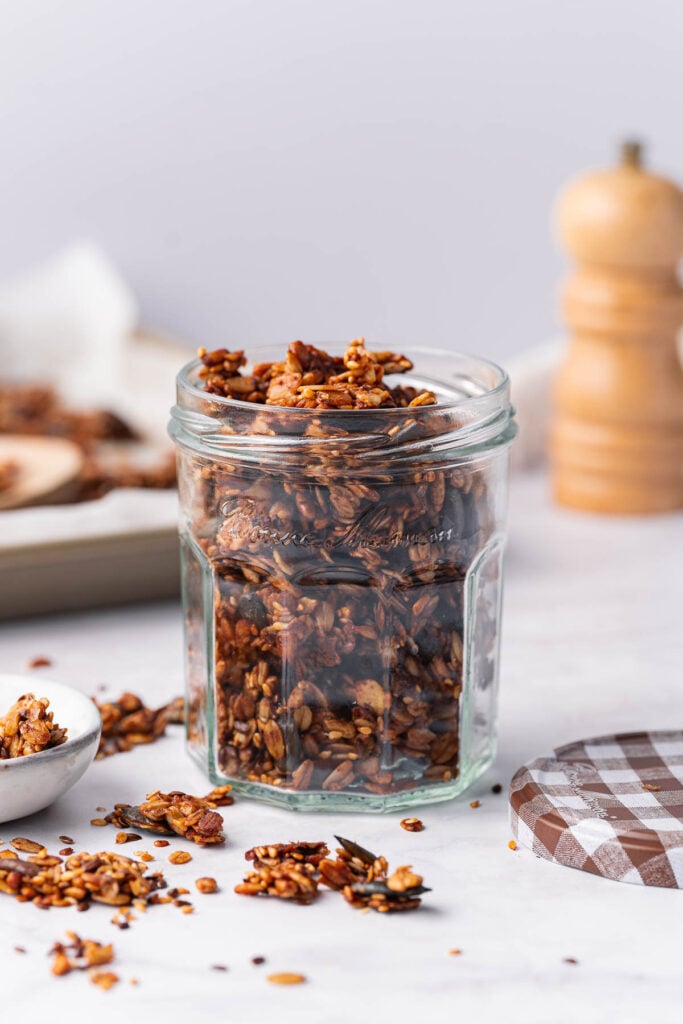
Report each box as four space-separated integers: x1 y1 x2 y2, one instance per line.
170 347 515 811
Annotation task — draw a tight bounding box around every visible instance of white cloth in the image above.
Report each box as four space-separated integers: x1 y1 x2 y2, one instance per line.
0 242 137 406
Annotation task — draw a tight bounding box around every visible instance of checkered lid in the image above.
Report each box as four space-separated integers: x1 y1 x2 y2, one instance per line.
510 731 683 888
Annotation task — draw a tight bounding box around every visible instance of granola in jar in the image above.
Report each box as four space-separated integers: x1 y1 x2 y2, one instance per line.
169 340 515 810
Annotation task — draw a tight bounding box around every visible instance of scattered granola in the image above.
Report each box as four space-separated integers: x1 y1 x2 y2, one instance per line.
94 693 184 760
0 850 167 909
103 786 233 845
319 836 429 912
400 818 424 833
267 973 306 986
195 877 218 893
235 842 327 904
0 694 68 759
27 656 52 669
50 932 115 979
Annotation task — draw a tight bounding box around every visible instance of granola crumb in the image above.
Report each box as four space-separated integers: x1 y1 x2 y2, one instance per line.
130 978 139 985
400 817 424 832
180 904 194 914
90 971 119 990
136 851 155 862
251 956 265 965
58 835 74 844
642 783 661 792
28 657 52 669
491 783 503 794
154 840 170 848
115 832 141 845
95 807 107 812
563 957 578 965
169 851 192 865
195 877 218 894
59 847 74 856
469 800 480 809
212 964 228 972
90 818 108 827
267 973 306 985
448 948 463 956
508 839 518 851
14 945 26 953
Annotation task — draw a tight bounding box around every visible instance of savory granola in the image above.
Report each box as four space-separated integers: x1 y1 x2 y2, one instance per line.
103 786 233 845
94 693 184 760
0 694 68 759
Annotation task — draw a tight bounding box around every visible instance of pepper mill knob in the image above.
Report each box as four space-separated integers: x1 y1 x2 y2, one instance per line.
550 141 683 513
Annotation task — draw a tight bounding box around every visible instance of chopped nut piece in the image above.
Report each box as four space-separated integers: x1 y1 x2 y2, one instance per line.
195 877 218 894
0 694 67 759
28 657 52 669
469 800 480 809
267 973 306 986
103 786 233 845
154 840 170 848
400 818 424 833
168 851 192 865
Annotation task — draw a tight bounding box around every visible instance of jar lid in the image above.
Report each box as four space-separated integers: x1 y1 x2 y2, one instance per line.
510 731 683 888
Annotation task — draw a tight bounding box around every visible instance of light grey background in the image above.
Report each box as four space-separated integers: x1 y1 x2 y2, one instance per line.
1 0 681 364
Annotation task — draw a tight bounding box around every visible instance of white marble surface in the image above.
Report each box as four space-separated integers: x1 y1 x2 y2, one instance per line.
1 472 682 1024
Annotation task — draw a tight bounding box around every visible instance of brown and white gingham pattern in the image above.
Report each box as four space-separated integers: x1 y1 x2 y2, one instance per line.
510 731 683 888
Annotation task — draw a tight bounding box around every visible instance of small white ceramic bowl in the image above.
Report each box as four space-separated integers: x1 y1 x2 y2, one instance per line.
0 674 101 824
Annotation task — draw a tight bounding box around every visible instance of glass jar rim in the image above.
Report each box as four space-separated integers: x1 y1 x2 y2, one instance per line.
170 345 516 466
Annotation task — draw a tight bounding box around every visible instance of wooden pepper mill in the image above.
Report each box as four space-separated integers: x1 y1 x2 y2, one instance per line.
550 140 683 513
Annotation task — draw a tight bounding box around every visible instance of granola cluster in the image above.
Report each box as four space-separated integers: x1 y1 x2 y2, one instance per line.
0 693 68 759
94 693 184 759
0 849 166 909
51 932 115 978
235 836 428 912
198 338 435 410
103 785 233 845
177 337 500 800
235 842 329 903
0 383 176 502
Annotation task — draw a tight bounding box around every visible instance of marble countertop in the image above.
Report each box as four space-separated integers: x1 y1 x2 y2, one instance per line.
1 472 682 1024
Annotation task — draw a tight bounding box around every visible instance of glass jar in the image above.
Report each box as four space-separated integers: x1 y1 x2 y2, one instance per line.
169 347 516 811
